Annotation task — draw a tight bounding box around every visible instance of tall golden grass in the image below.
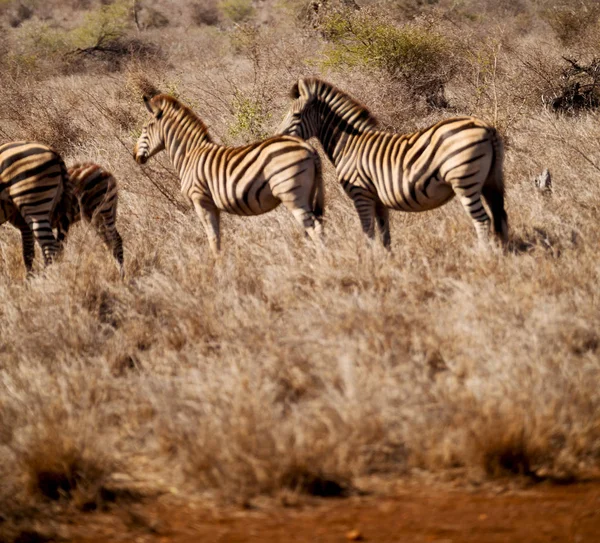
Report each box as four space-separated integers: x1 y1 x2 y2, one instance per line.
1 0 599 539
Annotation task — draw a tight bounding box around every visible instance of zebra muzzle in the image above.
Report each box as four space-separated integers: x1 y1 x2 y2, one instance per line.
135 153 148 165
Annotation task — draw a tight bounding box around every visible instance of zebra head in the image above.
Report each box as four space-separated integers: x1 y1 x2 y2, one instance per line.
134 95 166 164
278 78 319 140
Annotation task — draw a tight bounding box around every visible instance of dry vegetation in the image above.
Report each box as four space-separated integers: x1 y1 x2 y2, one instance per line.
0 0 599 540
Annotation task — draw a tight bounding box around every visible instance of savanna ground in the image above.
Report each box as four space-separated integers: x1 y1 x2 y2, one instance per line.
0 0 599 541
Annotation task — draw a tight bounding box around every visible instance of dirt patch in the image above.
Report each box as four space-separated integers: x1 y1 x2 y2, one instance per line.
35 482 600 543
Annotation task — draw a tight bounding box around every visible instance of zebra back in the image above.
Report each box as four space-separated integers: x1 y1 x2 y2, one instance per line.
0 141 68 266
0 141 67 218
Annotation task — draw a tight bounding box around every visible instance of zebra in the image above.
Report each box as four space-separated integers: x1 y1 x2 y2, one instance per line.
62 163 124 278
0 141 71 272
1 161 123 276
278 78 508 249
133 93 324 254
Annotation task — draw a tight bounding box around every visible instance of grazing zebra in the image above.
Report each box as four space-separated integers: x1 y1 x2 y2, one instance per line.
0 141 70 271
278 78 508 248
1 160 123 275
133 93 323 254
63 163 124 278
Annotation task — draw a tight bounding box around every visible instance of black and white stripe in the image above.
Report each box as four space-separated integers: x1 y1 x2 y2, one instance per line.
134 93 324 254
278 78 508 248
64 163 124 278
0 141 70 271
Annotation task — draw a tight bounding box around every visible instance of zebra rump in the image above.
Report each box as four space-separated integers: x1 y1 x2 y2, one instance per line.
0 141 70 272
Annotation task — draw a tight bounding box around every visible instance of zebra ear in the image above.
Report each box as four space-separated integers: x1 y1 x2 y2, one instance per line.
290 79 311 100
297 79 311 99
290 82 300 99
144 95 163 119
143 94 154 114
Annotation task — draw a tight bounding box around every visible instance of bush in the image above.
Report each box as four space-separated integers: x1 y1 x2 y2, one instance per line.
8 1 33 28
320 9 454 107
228 90 271 141
549 57 600 113
69 0 131 50
9 0 163 76
541 2 600 46
138 6 170 29
191 0 221 26
219 0 255 23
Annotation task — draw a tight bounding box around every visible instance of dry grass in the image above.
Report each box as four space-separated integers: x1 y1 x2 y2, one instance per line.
1 0 600 540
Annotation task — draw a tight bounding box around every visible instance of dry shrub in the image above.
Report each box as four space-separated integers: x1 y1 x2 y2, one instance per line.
8 2 33 28
541 1 600 46
190 0 221 26
0 77 84 154
136 6 170 29
549 57 600 113
20 426 117 508
219 0 255 23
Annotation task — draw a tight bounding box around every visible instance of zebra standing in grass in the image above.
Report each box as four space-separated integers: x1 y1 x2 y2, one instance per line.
133 93 323 254
0 141 70 271
63 163 124 278
1 161 123 276
278 78 508 248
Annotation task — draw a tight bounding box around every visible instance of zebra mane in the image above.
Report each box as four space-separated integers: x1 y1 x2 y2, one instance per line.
151 94 212 142
300 78 379 130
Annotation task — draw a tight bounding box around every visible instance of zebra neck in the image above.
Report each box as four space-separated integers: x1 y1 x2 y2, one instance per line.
318 124 353 168
163 122 209 175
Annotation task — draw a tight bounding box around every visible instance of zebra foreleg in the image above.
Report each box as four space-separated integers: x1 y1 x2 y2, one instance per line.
348 192 377 243
375 200 391 249
192 199 221 255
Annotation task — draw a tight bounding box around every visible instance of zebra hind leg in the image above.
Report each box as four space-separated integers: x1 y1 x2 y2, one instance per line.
375 200 391 249
482 183 508 246
454 188 492 248
29 218 59 266
10 213 35 273
287 206 323 243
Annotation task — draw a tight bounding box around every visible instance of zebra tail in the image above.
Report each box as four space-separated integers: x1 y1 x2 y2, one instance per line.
313 151 324 220
483 127 508 243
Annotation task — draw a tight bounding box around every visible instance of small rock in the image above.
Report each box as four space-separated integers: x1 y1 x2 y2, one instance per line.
534 169 552 193
346 529 363 541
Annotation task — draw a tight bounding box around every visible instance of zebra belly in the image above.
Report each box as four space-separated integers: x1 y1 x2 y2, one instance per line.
212 182 281 216
377 175 455 212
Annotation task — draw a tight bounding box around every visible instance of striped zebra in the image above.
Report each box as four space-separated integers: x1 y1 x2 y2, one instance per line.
0 141 70 271
62 163 124 278
1 161 123 276
278 78 508 248
133 93 323 254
